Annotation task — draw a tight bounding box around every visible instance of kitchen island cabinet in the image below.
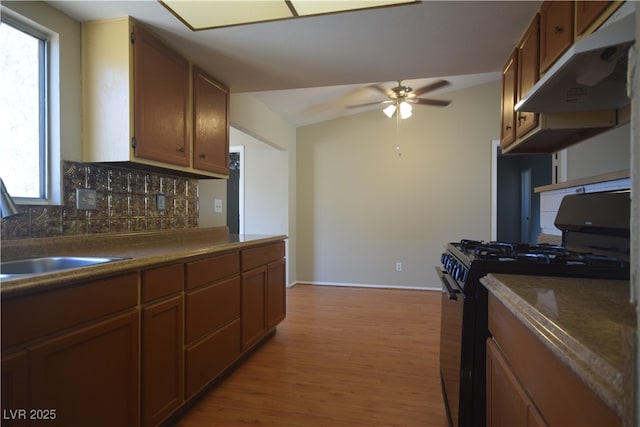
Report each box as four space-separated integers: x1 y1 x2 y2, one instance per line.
482 273 635 427
82 17 228 179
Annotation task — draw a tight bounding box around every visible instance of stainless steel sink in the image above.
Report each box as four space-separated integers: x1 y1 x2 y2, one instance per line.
0 256 129 279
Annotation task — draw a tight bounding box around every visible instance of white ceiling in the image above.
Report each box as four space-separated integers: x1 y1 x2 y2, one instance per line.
47 0 542 127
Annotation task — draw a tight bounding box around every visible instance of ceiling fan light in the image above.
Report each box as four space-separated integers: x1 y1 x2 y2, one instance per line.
383 104 397 118
399 101 412 119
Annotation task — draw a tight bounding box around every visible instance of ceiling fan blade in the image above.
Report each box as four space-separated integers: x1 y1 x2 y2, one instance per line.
411 80 450 97
366 84 390 96
412 98 451 107
346 100 392 109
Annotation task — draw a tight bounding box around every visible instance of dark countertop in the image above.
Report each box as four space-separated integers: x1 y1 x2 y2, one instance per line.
481 273 636 423
1 227 286 298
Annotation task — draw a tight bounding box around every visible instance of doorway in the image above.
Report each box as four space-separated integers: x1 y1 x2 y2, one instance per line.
491 141 552 243
227 146 244 234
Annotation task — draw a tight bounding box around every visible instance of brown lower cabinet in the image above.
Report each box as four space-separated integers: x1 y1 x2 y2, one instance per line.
141 264 185 427
487 292 620 427
0 240 286 427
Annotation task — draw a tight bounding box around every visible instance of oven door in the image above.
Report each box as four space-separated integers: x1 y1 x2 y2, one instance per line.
436 266 464 427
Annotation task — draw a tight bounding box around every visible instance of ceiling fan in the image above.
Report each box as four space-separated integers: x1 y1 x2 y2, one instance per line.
346 79 452 119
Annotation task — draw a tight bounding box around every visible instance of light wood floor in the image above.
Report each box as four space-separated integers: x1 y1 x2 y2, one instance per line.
173 284 448 427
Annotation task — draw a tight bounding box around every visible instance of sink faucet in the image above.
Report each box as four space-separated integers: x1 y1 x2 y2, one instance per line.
1 178 20 219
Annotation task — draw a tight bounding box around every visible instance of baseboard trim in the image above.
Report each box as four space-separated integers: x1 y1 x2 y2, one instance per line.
290 281 441 292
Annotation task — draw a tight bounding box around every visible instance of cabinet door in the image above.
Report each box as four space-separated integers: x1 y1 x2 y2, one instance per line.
266 258 286 329
516 15 539 139
486 338 548 427
241 267 267 350
133 23 190 166
29 311 139 427
184 319 241 399
142 296 184 427
1 351 29 427
539 1 574 73
193 67 229 175
500 49 517 149
575 1 611 38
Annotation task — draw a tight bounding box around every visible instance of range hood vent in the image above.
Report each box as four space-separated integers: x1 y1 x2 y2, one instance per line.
516 12 635 114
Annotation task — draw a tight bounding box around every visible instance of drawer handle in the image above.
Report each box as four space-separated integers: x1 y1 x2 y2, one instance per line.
554 25 563 34
199 153 206 159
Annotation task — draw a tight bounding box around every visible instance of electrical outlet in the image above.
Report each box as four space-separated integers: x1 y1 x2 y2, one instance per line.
76 189 97 210
156 193 166 211
395 262 402 272
214 198 223 213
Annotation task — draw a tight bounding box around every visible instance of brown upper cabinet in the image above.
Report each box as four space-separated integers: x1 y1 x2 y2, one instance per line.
500 49 517 150
82 17 230 179
516 15 540 140
575 1 614 38
539 1 574 73
193 67 230 175
133 23 190 167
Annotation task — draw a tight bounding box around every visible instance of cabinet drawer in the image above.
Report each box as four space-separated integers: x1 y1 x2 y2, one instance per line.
241 241 285 272
1 273 138 349
185 252 239 290
185 276 240 344
488 293 619 427
185 319 240 399
142 263 184 303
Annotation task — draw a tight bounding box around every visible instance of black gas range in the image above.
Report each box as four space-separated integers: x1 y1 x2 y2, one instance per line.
436 191 630 427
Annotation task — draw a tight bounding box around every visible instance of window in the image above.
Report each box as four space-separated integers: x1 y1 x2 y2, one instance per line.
0 16 47 200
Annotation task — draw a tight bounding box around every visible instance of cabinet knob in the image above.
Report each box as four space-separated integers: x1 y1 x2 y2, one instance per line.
177 147 185 153
199 154 206 159
554 25 563 34
505 125 512 130
518 115 527 122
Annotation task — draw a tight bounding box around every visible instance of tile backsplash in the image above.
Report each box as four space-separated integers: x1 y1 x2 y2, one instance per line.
1 161 199 240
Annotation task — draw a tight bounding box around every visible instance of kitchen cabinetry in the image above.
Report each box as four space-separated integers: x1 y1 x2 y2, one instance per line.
82 17 229 179
539 1 573 73
1 273 139 427
501 15 541 150
184 252 241 399
1 351 28 427
240 242 286 350
575 1 624 39
500 49 517 149
499 2 618 154
486 338 547 427
193 67 230 175
516 15 539 140
133 23 190 167
487 292 620 427
141 264 184 427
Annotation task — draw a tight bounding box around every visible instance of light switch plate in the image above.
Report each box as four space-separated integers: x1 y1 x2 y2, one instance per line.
76 189 97 210
156 193 166 211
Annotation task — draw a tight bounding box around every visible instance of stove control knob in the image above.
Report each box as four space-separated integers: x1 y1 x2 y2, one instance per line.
459 267 467 283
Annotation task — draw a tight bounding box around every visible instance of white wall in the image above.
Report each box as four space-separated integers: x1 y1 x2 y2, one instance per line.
229 94 297 285
566 123 631 180
296 81 501 289
229 127 288 236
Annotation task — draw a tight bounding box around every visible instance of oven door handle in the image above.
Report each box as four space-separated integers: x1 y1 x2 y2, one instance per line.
435 266 460 301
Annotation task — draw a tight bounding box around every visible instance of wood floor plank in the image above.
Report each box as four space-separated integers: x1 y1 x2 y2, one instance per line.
172 284 448 426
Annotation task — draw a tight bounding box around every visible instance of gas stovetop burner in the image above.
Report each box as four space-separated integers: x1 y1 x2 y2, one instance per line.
451 239 629 279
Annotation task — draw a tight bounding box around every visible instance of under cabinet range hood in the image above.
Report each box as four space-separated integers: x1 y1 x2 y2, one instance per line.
516 11 636 113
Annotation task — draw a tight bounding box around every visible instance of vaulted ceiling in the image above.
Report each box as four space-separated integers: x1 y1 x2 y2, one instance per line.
47 0 541 126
